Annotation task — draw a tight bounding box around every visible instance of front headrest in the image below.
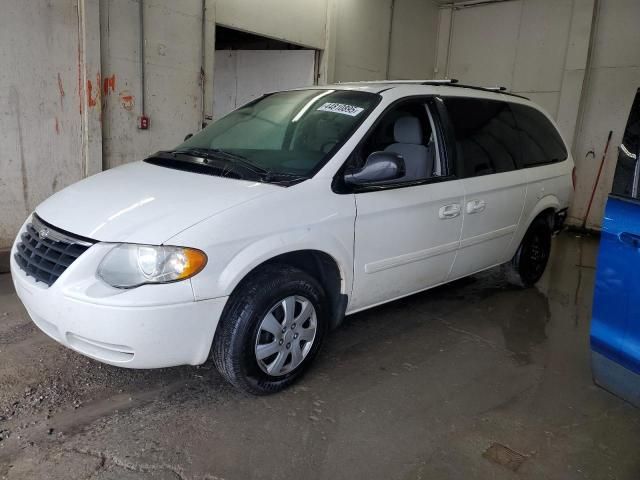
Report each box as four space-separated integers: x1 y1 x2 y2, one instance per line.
393 116 423 145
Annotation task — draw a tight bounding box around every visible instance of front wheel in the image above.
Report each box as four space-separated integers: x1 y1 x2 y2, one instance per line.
506 216 552 287
212 264 327 395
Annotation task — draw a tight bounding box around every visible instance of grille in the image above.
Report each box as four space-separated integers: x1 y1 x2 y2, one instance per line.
14 214 95 287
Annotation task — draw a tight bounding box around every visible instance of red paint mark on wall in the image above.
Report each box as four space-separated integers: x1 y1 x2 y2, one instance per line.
103 74 116 96
87 73 101 108
119 90 135 111
57 73 65 109
87 79 96 108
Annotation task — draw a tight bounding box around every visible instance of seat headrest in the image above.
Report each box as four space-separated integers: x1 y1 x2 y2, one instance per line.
393 116 423 145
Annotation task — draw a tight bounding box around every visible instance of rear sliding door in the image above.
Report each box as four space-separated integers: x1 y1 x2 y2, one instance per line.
442 97 526 279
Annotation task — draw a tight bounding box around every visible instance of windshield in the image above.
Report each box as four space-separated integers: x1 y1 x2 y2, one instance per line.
175 89 380 177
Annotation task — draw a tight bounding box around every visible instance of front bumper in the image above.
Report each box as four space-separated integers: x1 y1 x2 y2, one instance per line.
10 237 227 369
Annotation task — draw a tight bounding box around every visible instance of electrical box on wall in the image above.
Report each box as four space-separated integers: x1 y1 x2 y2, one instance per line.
138 116 150 130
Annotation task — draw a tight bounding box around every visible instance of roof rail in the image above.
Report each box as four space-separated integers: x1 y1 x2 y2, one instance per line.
421 79 459 85
429 82 529 100
336 80 455 85
332 78 529 99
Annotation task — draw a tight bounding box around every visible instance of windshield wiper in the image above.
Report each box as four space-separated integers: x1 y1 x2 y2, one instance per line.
173 147 270 177
161 147 309 185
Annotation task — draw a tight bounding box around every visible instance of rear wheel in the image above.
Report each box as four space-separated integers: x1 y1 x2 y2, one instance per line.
506 216 552 287
212 264 327 395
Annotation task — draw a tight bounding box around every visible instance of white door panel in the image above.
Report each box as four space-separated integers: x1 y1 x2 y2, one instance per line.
449 171 527 279
350 180 465 312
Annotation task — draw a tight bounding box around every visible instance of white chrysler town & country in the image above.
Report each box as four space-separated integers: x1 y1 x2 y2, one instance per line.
11 81 573 394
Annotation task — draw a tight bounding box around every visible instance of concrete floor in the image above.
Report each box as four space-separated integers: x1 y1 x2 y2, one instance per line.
0 232 638 480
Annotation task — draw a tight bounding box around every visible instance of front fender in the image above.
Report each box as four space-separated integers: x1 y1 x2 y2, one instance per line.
216 229 352 298
179 219 354 302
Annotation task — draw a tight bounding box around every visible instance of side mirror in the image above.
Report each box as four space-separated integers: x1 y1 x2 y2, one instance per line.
344 151 405 186
184 133 193 141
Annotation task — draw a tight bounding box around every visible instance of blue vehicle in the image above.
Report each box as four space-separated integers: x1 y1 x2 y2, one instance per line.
592 88 640 407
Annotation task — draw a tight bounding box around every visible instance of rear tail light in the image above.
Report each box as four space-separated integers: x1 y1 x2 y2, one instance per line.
572 166 577 190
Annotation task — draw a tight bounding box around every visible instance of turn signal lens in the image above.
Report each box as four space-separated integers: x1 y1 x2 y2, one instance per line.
177 248 208 280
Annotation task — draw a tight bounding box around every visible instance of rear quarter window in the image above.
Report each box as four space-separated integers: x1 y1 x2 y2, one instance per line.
443 97 520 178
510 104 567 167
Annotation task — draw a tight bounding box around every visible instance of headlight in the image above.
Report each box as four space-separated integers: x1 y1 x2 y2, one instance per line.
97 244 207 288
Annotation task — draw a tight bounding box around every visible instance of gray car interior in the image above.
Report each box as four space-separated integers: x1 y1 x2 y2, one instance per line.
384 116 434 181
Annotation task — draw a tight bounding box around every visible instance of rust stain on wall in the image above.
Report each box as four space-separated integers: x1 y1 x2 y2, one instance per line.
119 90 135 111
103 74 116 96
87 79 96 107
57 73 65 109
54 117 60 135
87 73 101 109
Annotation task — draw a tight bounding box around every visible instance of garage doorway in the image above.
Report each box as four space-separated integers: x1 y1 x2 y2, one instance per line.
213 26 318 120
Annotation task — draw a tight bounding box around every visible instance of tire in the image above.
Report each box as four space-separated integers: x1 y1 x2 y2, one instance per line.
212 264 328 395
506 216 552 287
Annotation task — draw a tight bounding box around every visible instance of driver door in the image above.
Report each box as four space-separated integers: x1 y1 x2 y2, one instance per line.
348 99 464 312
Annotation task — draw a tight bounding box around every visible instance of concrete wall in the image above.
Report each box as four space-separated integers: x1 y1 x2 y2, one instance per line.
331 0 440 82
436 0 640 229
0 1 85 249
388 0 440 80
332 0 393 81
100 0 214 169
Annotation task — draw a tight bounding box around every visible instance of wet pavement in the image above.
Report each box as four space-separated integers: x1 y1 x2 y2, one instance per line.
0 232 638 479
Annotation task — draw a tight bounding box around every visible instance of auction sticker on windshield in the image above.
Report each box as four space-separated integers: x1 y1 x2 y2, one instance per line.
317 102 364 117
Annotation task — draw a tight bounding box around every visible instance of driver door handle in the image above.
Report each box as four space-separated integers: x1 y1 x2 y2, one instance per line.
619 232 640 248
439 203 461 219
466 199 486 214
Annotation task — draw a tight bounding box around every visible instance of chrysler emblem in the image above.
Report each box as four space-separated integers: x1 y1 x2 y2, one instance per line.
38 228 50 240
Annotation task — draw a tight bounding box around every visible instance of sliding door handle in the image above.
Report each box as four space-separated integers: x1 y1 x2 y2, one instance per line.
439 204 461 219
466 199 486 214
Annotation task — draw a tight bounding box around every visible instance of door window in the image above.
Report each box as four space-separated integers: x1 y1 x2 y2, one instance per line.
510 104 567 167
443 98 520 177
351 100 440 182
611 89 640 202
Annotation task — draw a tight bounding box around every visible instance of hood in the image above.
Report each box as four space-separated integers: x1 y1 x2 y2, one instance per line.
36 161 280 244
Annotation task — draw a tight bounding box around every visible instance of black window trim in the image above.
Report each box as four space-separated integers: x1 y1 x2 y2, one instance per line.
332 95 458 194
609 193 640 206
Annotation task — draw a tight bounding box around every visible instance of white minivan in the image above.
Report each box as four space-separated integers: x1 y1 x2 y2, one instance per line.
10 81 573 394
